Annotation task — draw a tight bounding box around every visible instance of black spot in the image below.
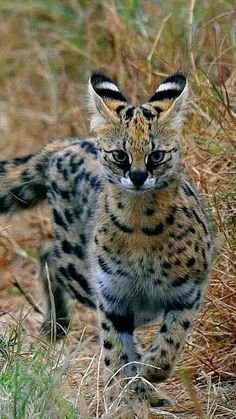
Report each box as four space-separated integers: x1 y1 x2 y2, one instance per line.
102 245 110 253
175 342 180 350
121 353 129 362
202 248 208 270
94 236 99 245
80 234 86 245
116 268 129 277
51 181 59 194
0 164 6 174
141 107 156 120
68 283 96 309
90 175 101 191
63 168 68 181
74 244 85 259
186 257 196 267
172 274 189 287
14 155 33 164
145 207 155 216
166 213 175 225
117 202 124 209
154 279 162 285
186 240 192 246
162 270 168 277
182 206 192 218
142 222 164 236
67 263 91 294
192 209 208 235
183 182 196 198
59 266 67 278
165 337 174 345
161 349 167 357
98 256 113 275
174 259 181 266
104 340 113 350
125 106 135 119
80 140 97 155
104 357 111 366
163 363 170 370
62 240 73 254
70 156 84 174
160 324 168 333
100 322 110 333
56 157 63 171
106 312 134 333
60 189 70 200
162 261 172 270
181 320 190 330
176 247 186 254
116 105 126 114
176 228 192 240
194 243 199 253
110 213 133 234
0 195 13 213
53 209 67 229
64 208 73 224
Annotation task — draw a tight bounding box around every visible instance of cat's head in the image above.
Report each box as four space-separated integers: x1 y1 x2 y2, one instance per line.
88 71 188 191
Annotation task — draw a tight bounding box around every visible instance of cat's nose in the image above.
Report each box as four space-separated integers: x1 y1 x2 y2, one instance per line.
129 171 148 187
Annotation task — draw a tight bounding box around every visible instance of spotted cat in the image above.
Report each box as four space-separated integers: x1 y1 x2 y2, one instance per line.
0 72 215 407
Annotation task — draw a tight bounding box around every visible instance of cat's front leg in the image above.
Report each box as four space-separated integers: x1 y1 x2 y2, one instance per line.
141 286 202 383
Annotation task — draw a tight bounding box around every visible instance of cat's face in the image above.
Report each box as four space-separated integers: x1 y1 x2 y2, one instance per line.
88 72 188 192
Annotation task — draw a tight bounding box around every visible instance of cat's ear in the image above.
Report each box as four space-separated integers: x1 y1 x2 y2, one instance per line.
148 73 188 127
88 72 128 133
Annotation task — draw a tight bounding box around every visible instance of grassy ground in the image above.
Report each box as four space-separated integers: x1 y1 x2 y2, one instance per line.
0 1 235 417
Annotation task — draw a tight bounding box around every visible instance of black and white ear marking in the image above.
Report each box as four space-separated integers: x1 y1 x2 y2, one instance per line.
148 72 188 113
88 73 128 132
90 73 127 104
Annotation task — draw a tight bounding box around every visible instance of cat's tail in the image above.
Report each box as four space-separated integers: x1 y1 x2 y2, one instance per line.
0 150 49 213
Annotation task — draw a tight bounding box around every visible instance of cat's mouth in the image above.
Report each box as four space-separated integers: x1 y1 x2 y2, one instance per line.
120 176 156 191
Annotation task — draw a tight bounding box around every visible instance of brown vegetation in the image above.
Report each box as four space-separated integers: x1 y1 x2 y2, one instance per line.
0 1 235 417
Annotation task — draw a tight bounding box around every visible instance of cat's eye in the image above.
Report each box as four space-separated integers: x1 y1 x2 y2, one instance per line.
148 150 165 165
112 150 129 164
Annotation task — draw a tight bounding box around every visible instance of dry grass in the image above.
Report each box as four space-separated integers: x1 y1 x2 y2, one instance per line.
0 1 235 417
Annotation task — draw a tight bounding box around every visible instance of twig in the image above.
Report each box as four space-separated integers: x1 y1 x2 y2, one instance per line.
12 276 44 315
147 13 172 62
189 0 199 85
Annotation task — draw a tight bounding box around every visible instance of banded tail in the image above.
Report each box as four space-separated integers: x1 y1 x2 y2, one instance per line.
0 152 48 213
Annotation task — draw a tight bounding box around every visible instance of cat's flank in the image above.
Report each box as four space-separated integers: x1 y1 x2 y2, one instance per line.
0 72 215 407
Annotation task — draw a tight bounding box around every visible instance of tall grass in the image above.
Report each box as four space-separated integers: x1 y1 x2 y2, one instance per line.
0 316 79 418
0 1 235 417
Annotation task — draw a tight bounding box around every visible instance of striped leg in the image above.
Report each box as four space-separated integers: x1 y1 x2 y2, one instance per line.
141 287 202 383
39 244 71 338
98 306 169 408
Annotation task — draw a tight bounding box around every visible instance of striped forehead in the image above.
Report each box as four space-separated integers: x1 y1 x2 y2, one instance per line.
121 106 157 150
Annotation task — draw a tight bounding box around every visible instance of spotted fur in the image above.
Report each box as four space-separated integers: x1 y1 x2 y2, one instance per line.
0 72 215 407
